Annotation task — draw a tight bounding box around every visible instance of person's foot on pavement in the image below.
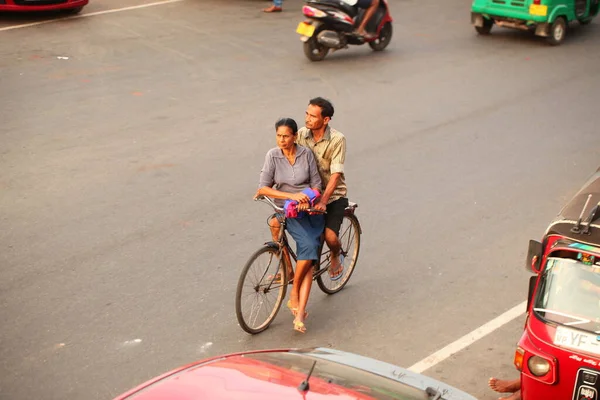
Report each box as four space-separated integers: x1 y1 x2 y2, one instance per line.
263 5 282 12
488 378 520 393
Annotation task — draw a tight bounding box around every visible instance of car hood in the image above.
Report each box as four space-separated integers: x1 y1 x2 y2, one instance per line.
116 347 477 400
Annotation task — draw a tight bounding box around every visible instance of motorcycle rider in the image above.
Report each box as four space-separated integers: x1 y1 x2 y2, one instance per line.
353 0 381 39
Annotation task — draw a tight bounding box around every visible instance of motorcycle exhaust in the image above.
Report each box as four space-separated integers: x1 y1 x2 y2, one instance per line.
317 30 342 48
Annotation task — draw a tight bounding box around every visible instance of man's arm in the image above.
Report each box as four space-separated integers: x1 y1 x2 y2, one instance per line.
316 133 346 209
316 173 342 209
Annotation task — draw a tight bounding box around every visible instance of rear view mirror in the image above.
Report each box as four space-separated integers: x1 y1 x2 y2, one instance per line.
526 240 543 273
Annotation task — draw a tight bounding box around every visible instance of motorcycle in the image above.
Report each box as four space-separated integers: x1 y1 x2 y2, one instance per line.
296 0 393 61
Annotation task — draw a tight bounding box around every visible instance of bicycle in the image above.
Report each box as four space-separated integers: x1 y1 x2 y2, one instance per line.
235 195 362 334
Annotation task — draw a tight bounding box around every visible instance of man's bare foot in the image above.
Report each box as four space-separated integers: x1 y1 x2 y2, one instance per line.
489 378 520 393
353 29 376 39
500 390 521 400
329 255 343 279
263 5 282 12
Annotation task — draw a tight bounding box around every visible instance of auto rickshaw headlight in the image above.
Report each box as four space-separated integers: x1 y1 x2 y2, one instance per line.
528 356 551 376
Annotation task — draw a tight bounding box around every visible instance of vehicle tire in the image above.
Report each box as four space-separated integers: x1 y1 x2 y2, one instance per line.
235 245 287 334
63 6 84 15
303 37 329 62
475 18 494 35
368 21 393 51
547 17 567 45
316 214 361 295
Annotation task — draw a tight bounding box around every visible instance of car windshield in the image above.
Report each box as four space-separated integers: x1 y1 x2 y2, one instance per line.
242 352 429 400
534 257 600 334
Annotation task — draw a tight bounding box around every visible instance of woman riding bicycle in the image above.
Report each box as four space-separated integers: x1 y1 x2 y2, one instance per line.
255 117 324 333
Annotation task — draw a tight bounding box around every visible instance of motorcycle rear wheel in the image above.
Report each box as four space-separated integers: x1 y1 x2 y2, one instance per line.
303 37 329 62
369 22 393 51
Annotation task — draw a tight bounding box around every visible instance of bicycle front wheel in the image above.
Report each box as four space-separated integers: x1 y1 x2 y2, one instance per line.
316 214 361 294
235 245 287 334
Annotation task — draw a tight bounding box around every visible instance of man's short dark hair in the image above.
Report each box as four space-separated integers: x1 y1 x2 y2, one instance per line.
309 97 334 119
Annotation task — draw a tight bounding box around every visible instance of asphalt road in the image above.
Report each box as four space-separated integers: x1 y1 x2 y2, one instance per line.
1 0 599 399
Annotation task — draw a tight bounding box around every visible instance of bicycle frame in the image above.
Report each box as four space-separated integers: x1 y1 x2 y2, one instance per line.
256 196 334 284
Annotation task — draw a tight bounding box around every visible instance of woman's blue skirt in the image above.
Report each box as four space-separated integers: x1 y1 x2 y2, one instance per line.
286 214 325 261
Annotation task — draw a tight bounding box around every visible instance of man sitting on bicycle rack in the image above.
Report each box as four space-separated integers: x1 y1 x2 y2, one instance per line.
297 97 348 282
256 117 324 333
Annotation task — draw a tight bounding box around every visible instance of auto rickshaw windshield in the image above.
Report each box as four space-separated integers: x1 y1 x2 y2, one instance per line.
534 257 600 334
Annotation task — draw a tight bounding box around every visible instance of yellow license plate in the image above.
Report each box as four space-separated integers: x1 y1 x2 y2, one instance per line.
529 4 548 16
296 22 315 37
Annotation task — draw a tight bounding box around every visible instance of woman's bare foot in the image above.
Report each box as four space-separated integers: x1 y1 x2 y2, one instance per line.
489 377 520 393
287 295 299 315
500 390 521 400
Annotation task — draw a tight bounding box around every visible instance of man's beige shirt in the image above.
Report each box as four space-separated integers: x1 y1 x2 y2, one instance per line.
297 125 347 203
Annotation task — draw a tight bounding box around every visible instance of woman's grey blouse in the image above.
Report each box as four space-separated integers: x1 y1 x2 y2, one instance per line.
259 145 322 204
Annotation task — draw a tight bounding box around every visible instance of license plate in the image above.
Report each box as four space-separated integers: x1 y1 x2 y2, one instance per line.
529 4 548 16
554 326 600 356
296 22 315 37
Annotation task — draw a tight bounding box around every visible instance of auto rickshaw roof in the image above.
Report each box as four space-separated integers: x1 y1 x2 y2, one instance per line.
545 168 600 246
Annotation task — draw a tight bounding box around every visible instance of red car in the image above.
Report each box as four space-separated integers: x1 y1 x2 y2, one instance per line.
114 347 478 400
519 169 600 400
0 0 88 13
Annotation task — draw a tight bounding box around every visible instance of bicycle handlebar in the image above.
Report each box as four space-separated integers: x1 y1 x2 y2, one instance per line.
254 195 326 214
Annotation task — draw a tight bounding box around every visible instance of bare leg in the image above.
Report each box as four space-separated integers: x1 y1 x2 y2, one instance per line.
290 259 312 312
356 0 380 35
489 378 520 393
269 217 294 281
293 261 313 333
325 227 343 278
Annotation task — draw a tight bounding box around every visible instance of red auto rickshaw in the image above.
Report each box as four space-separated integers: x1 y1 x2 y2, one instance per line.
518 168 600 400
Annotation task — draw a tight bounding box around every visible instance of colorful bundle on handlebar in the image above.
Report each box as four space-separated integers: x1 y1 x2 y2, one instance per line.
284 188 321 218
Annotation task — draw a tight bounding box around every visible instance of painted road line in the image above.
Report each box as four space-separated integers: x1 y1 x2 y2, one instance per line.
408 301 527 374
0 0 185 32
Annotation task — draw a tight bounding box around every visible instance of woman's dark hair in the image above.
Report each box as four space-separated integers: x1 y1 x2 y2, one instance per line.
275 117 298 134
309 97 334 119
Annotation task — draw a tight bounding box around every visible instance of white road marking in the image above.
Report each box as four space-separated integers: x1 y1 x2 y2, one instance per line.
123 338 143 346
0 0 185 32
198 342 213 353
408 301 527 374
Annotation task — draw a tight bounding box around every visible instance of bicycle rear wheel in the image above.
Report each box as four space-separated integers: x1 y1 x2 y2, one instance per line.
316 214 361 294
235 245 287 334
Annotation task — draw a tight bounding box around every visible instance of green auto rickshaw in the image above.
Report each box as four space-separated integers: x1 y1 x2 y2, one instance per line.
471 0 599 45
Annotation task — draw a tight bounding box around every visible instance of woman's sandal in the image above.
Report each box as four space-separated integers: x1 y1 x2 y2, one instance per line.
293 320 306 333
287 300 297 316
